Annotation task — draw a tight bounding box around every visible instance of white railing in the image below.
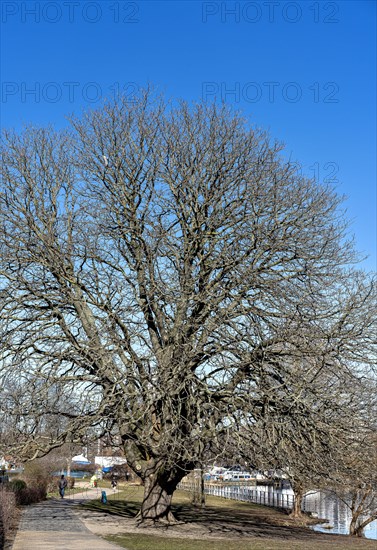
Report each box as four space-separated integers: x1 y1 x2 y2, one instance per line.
178 481 295 509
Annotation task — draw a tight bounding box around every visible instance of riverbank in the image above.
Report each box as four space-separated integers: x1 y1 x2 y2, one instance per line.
78 486 377 549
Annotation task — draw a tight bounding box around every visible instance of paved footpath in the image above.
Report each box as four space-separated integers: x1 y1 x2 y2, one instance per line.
11 487 123 550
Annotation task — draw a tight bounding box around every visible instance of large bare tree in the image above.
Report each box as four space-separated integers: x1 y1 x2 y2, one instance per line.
0 92 375 522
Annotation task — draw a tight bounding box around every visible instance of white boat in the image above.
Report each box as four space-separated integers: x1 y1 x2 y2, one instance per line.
222 470 253 481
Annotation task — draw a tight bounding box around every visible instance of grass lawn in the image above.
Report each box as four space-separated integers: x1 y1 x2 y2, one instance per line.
82 486 377 550
104 533 377 550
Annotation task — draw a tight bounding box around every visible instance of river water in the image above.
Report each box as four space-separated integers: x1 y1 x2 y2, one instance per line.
52 470 91 478
230 484 377 540
303 489 377 540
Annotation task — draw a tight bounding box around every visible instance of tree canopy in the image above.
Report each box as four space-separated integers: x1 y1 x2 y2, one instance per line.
1 91 376 522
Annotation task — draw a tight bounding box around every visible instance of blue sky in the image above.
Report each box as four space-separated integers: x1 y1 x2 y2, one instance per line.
1 0 376 270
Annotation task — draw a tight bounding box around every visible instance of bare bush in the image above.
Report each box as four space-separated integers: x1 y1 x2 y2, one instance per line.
0 487 16 545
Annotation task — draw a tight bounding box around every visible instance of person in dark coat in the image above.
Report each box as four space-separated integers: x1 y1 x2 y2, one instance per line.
58 475 68 498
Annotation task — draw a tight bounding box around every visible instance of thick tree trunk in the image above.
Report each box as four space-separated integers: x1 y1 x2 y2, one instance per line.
348 488 376 537
348 512 375 538
191 468 205 508
137 471 183 523
122 440 189 523
349 517 364 537
290 487 303 518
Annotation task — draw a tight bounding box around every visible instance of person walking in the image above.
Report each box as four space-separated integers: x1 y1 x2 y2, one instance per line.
58 474 68 498
111 475 117 489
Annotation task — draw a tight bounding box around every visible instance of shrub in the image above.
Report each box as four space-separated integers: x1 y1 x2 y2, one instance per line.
47 477 58 493
68 477 75 489
9 479 28 503
0 487 16 545
15 486 46 505
21 458 54 496
9 479 27 492
9 478 46 505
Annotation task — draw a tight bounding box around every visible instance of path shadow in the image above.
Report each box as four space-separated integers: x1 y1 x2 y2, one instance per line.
81 499 140 519
171 503 318 541
81 495 339 543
